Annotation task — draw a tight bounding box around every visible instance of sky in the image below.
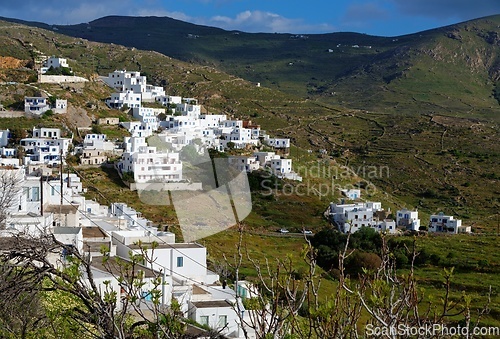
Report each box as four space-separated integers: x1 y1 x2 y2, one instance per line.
0 0 499 37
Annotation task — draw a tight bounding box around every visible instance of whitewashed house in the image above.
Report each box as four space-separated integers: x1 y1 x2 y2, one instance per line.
41 56 70 74
33 127 61 139
396 209 421 231
155 95 183 109
264 137 290 152
0 168 56 236
329 202 384 233
429 212 470 234
175 103 201 117
228 156 260 172
254 151 280 166
103 70 165 101
113 236 219 285
189 299 239 337
79 134 117 165
20 136 72 166
120 121 155 138
223 127 254 149
106 91 142 109
83 134 115 151
118 137 182 184
341 189 361 200
54 99 67 114
269 158 301 180
376 219 397 234
199 114 227 129
24 97 50 115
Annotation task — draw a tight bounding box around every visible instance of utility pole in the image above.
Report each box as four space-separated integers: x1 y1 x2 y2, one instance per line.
59 148 63 226
40 174 43 216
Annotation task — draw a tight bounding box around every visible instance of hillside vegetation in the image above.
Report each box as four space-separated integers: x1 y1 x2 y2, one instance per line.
0 17 498 230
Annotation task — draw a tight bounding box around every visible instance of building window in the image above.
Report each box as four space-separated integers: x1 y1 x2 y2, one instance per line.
200 316 209 326
218 315 227 328
176 256 183 267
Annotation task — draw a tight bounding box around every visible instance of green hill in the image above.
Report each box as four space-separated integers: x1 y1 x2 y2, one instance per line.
0 17 498 231
9 14 497 121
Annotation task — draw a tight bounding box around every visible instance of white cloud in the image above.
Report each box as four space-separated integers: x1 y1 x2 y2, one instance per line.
202 10 335 33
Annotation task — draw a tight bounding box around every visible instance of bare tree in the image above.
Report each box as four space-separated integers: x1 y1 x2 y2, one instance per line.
0 169 23 229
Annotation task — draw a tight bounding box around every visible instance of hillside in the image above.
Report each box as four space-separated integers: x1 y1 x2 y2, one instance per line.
6 14 499 121
0 18 498 231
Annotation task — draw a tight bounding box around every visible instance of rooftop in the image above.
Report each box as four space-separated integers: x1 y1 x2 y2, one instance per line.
191 300 233 309
128 242 203 250
82 226 108 238
90 256 160 279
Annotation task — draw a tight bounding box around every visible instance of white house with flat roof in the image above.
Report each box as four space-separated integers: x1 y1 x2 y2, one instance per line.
254 151 280 166
103 70 165 101
396 209 421 231
120 121 156 138
106 91 142 109
24 97 50 115
155 95 183 109
41 56 71 74
222 127 257 149
118 137 182 184
341 189 361 200
33 127 61 139
264 137 290 150
54 99 67 113
228 155 260 172
113 237 219 285
20 137 72 166
429 212 469 234
329 202 384 233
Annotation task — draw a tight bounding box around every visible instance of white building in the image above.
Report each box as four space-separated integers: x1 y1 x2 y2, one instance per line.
376 219 397 234
264 137 290 150
175 103 201 117
269 158 301 180
24 97 50 115
329 202 384 233
228 156 260 172
222 127 257 149
254 151 279 166
103 70 165 101
33 127 61 139
54 99 67 114
20 137 72 166
83 134 114 151
41 56 70 74
429 212 469 234
121 242 218 285
341 189 361 200
396 209 421 231
120 121 156 138
118 137 182 184
155 95 183 108
105 91 142 109
199 114 227 129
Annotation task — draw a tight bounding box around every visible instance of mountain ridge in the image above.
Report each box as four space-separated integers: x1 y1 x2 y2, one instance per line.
9 13 495 120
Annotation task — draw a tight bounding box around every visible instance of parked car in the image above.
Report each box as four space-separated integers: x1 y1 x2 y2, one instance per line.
301 230 313 234
279 228 289 233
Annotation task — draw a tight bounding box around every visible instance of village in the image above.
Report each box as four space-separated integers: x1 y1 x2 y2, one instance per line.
0 55 472 338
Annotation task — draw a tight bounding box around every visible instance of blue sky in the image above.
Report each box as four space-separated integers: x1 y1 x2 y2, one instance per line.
0 0 499 36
